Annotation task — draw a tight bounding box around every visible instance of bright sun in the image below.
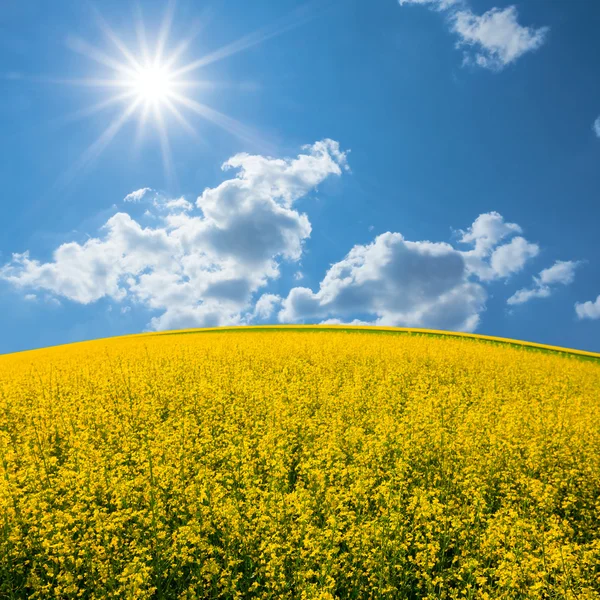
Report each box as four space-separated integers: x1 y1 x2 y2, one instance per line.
61 1 299 183
132 66 173 104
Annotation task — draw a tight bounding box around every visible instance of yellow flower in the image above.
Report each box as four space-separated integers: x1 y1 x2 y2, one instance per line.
0 327 598 598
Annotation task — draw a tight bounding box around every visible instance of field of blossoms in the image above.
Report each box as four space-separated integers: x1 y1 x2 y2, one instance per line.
0 326 599 599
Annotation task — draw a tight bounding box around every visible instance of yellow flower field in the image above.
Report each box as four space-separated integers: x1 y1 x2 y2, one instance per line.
0 327 599 599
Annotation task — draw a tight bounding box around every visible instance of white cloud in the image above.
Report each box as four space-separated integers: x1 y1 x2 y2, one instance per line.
507 286 551 306
593 116 600 138
538 260 580 286
457 212 538 281
124 187 154 203
320 318 372 326
279 231 487 332
1 140 348 331
459 211 522 255
399 0 460 9
164 197 193 211
253 294 282 320
575 296 600 321
489 236 540 278
452 6 549 71
398 0 549 71
24 293 37 301
508 260 580 306
151 197 194 212
293 271 304 281
5 159 548 334
278 210 541 332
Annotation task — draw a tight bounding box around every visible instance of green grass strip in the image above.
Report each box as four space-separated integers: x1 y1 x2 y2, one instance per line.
149 325 600 364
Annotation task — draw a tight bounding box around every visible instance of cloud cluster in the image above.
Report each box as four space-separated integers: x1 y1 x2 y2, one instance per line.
398 1 549 71
1 140 348 331
278 232 486 332
457 211 539 281
1 140 557 335
508 260 581 306
276 212 538 332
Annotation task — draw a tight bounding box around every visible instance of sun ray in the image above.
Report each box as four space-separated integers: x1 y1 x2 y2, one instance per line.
17 75 132 88
56 1 313 181
133 2 152 66
133 102 153 152
161 33 198 72
169 92 267 150
65 35 138 78
154 104 175 186
168 79 215 90
91 6 144 73
161 10 214 71
59 98 143 187
171 1 318 78
155 0 176 67
54 90 138 125
162 97 198 137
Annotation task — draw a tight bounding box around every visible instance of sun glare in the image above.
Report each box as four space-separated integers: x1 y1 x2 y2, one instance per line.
59 2 311 184
133 66 173 103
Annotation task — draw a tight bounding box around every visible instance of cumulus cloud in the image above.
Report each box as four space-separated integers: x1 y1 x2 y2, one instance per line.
1 140 348 331
457 211 539 281
452 7 548 70
458 211 522 255
253 294 282 320
4 154 546 335
398 1 549 71
489 236 540 278
507 260 581 306
575 296 600 321
161 197 193 212
593 116 600 138
537 260 580 286
124 187 154 203
278 231 487 332
277 210 540 332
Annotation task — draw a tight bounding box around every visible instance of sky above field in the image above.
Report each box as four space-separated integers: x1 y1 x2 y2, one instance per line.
1 0 600 354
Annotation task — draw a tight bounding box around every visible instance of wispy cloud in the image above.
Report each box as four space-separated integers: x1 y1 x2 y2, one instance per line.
399 0 461 10
593 116 600 138
508 260 581 306
124 187 154 203
398 1 549 71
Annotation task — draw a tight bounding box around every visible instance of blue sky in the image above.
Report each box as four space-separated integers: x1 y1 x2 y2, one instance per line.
1 0 600 354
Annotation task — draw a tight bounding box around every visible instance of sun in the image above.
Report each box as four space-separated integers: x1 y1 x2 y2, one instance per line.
132 65 173 104
58 2 311 185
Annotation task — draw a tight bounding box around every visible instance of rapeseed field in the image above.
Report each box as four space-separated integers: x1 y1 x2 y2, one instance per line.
0 327 599 599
